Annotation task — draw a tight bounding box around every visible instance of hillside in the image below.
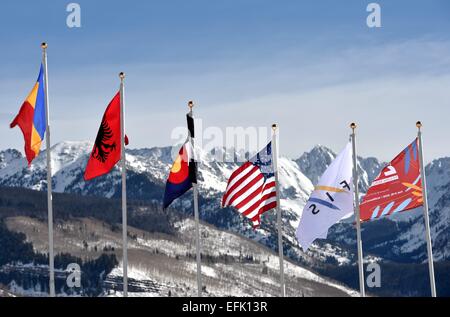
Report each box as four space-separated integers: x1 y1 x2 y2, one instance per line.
1 141 450 296
0 186 357 297
4 216 357 297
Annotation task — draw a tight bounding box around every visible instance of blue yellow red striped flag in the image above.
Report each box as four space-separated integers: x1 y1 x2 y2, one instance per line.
10 64 46 165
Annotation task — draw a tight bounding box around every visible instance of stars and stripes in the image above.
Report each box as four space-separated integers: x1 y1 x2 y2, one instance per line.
222 142 277 227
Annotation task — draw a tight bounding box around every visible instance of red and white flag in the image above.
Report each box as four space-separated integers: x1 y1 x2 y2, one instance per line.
360 139 422 221
222 142 277 227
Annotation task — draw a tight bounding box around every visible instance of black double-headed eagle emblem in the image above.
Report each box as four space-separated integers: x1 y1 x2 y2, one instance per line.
92 117 117 163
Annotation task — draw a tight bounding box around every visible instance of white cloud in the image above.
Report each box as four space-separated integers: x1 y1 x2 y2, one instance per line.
1 38 450 162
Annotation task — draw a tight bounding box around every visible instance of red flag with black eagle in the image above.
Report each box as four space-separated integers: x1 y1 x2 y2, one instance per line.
84 92 128 181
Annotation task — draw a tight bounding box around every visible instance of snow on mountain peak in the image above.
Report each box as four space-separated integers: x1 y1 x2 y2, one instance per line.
426 157 450 197
0 141 449 266
0 149 23 168
296 145 337 186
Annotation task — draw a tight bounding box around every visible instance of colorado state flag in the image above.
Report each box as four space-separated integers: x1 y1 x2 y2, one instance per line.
163 112 197 209
10 64 46 165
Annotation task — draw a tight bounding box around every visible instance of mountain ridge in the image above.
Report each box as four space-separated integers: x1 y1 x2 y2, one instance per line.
1 140 449 295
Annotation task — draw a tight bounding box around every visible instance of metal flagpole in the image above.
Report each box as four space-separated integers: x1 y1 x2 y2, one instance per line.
272 124 286 297
41 42 55 297
188 101 202 297
350 123 365 297
119 72 128 297
416 121 437 297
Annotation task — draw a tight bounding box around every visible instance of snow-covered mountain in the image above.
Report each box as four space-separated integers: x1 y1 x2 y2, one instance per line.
396 158 450 261
1 141 449 285
296 145 384 192
0 142 317 267
296 146 450 264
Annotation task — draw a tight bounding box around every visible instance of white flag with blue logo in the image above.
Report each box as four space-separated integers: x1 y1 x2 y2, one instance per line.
296 142 354 251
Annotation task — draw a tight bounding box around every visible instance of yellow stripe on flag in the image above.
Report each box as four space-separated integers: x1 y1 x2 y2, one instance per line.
25 82 40 109
315 186 347 193
402 182 422 192
30 126 42 156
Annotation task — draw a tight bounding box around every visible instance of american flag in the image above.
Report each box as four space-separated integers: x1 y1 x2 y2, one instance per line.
222 142 278 227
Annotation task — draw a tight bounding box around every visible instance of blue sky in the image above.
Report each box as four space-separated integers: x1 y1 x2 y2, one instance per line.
1 0 450 161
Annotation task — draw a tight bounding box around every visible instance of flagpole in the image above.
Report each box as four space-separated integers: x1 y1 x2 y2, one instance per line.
41 43 55 297
272 124 286 297
350 123 365 297
188 101 202 297
416 121 437 297
119 72 128 297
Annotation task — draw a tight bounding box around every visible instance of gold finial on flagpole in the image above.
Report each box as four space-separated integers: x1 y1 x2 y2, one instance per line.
119 72 125 81
41 42 48 50
188 100 194 109
350 122 357 131
416 121 422 131
272 124 277 131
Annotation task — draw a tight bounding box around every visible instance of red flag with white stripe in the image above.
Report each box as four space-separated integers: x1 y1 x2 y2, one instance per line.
222 142 277 227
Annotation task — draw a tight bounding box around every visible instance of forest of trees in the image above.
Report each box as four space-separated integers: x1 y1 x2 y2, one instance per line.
0 219 118 296
0 186 176 235
317 258 450 297
0 186 179 296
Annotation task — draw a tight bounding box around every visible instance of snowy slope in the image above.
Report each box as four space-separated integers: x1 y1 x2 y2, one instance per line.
395 158 450 260
0 284 16 297
298 146 450 262
5 216 357 297
0 142 322 269
0 141 449 268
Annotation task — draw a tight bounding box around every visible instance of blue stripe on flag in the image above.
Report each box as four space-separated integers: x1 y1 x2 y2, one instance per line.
392 198 412 215
371 206 380 220
380 202 395 218
309 198 340 211
33 64 46 139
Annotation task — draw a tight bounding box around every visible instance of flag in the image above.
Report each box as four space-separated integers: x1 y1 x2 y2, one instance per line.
163 112 197 209
222 142 277 228
360 139 422 221
10 64 46 165
84 92 128 181
296 142 354 251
